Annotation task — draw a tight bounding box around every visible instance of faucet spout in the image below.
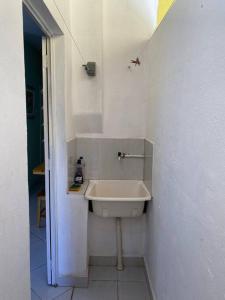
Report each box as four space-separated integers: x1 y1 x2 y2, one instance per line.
118 152 125 160
118 151 145 160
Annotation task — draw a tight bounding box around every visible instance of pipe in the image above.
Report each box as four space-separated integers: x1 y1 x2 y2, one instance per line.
117 152 152 160
116 217 123 271
122 154 144 158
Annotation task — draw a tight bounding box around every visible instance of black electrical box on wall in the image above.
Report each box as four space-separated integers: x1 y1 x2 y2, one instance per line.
83 62 96 76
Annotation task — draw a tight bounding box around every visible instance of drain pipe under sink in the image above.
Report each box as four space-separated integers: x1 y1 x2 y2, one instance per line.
116 217 123 271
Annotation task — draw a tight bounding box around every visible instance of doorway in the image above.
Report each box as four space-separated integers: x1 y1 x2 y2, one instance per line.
23 5 53 288
22 1 67 296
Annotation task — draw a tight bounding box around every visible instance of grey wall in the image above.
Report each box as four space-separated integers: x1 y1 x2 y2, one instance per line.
144 1 225 299
144 139 153 194
68 138 145 184
67 138 77 184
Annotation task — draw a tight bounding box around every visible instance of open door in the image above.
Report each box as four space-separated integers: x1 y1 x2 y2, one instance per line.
23 0 64 289
42 37 53 285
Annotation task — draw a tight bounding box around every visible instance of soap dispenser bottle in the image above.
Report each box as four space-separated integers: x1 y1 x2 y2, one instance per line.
74 159 83 185
79 156 85 182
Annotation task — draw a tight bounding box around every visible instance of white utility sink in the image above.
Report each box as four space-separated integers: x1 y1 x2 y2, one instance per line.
85 180 151 218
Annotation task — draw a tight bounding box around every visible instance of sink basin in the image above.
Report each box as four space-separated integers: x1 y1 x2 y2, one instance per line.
85 180 151 218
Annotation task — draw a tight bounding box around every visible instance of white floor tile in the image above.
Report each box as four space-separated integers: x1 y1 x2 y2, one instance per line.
29 191 37 226
31 266 71 300
53 289 73 300
31 290 41 300
89 266 117 281
31 224 46 241
73 281 117 300
30 239 47 271
118 281 151 300
118 267 146 282
30 233 42 244
29 185 44 226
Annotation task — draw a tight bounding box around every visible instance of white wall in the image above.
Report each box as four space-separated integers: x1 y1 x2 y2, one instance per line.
0 0 77 293
70 0 158 138
102 0 157 138
71 0 103 136
66 1 158 260
42 0 157 279
0 1 30 299
41 0 75 141
40 0 83 280
89 214 146 257
144 1 225 299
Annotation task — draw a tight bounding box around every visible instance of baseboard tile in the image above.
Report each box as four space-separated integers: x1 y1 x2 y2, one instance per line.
57 275 88 288
144 256 157 300
144 138 155 145
89 256 144 267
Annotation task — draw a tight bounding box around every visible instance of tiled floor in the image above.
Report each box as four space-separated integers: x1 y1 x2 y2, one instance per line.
30 190 73 300
29 188 47 273
73 266 152 300
30 190 152 300
31 263 152 300
31 266 72 300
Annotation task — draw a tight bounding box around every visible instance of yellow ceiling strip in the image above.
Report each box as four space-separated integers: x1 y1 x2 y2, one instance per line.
157 0 175 26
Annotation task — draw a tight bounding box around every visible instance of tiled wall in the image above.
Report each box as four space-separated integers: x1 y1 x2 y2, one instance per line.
67 138 77 184
68 138 145 182
144 139 153 194
68 137 153 190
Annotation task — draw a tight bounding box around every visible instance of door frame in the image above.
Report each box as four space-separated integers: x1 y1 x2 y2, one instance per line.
42 36 54 285
23 0 64 286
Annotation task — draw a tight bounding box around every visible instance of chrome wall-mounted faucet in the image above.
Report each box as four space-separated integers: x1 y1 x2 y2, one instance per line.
117 152 145 160
118 152 126 160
